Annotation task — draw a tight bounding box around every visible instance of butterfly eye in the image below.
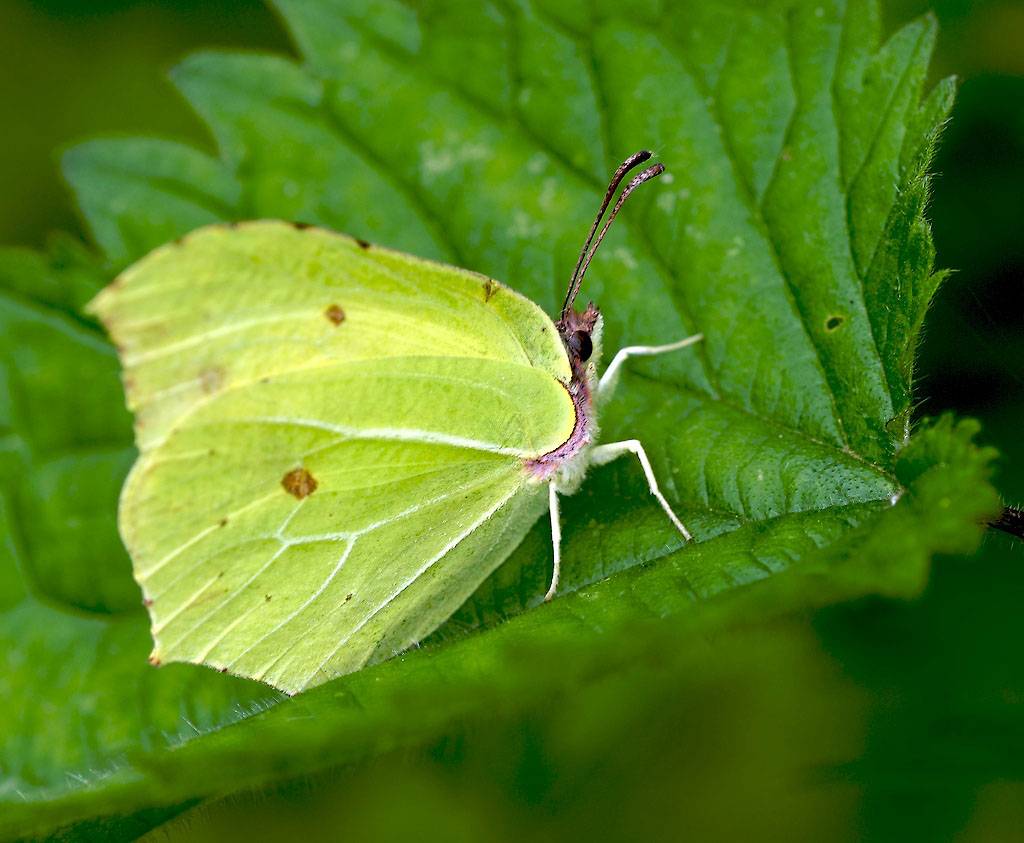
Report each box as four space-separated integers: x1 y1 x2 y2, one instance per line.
569 330 593 362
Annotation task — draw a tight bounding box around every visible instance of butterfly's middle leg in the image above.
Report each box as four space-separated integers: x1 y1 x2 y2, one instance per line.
590 439 692 542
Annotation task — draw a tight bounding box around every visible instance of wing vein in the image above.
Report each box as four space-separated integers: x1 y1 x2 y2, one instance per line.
225 468 517 676
138 489 282 581
234 539 357 675
123 309 321 365
240 416 530 457
300 483 521 690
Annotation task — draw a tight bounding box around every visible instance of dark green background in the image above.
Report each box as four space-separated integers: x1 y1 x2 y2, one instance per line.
3 1 1022 839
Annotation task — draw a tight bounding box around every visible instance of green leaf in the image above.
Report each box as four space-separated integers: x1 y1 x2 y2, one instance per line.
63 139 242 269
1 1 1001 837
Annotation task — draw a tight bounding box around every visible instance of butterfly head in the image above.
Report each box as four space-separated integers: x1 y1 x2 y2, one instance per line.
557 302 601 368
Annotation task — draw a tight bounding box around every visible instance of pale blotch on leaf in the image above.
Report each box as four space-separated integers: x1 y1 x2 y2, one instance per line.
324 304 346 325
281 467 318 499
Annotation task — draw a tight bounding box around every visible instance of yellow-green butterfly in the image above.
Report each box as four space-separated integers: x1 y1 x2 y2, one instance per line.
90 150 702 694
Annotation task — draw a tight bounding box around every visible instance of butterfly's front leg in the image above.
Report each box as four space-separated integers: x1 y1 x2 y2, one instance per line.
589 439 692 542
597 333 703 403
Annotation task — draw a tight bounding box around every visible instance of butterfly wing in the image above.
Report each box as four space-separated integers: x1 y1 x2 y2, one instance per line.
89 222 574 693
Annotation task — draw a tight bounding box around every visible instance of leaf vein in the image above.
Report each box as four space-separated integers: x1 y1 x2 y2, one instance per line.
658 20 851 448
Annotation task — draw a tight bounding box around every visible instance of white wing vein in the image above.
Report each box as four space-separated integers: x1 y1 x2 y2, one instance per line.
300 483 521 690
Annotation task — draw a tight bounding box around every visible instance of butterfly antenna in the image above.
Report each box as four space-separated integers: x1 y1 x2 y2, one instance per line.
561 150 654 319
561 161 666 319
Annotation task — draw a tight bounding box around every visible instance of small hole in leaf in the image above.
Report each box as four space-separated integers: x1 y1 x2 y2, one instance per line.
825 315 844 331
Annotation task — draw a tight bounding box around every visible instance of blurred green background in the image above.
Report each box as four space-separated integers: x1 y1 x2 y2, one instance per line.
2 0 1022 839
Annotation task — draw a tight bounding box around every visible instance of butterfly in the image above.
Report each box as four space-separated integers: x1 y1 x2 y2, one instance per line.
90 150 702 694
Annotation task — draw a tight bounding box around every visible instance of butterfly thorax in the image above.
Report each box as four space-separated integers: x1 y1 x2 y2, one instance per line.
523 305 602 492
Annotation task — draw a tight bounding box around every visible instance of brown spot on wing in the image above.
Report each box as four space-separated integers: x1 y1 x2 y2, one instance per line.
199 366 225 394
325 304 346 325
282 467 318 499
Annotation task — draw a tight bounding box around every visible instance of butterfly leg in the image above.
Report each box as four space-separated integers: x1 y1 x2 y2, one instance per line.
598 333 703 402
590 439 692 542
544 482 562 603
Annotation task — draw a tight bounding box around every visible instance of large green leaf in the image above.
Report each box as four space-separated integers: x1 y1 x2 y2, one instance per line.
0 0 1001 838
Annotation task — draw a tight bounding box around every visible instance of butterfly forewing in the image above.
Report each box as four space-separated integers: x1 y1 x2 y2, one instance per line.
95 222 571 450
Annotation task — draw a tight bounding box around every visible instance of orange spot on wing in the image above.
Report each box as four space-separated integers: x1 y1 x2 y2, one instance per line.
282 467 318 499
